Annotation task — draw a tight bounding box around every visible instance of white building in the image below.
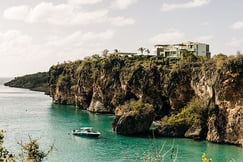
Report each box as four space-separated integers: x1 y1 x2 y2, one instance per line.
108 51 137 57
154 42 211 58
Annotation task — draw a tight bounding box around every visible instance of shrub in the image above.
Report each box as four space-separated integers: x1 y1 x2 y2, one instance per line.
202 153 212 162
142 142 179 162
161 97 207 126
0 130 15 162
116 99 154 116
0 130 54 162
18 136 54 162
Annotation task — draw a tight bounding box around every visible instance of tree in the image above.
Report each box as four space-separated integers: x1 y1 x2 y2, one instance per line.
114 49 119 53
18 136 54 162
236 50 241 56
102 49 109 57
213 53 227 70
145 49 150 55
0 130 15 162
213 53 227 60
0 130 54 162
138 47 145 55
181 49 197 62
91 54 101 60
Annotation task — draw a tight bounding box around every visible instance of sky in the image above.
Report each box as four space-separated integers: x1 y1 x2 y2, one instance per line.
0 0 243 77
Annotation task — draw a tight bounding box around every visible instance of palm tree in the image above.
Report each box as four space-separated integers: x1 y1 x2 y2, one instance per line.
102 49 109 57
138 47 145 55
145 49 150 55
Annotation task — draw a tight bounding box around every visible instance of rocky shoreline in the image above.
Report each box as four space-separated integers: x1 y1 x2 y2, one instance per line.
6 54 243 147
48 54 242 146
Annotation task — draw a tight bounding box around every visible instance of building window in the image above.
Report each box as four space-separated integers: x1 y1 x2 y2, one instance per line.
165 51 170 57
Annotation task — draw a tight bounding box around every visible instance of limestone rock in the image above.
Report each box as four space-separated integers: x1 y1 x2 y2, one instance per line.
185 124 206 140
112 110 154 135
207 102 243 146
156 124 188 137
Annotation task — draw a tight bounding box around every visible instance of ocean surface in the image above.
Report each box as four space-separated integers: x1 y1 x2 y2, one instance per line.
0 78 242 162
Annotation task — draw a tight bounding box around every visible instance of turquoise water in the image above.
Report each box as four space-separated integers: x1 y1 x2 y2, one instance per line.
0 78 242 162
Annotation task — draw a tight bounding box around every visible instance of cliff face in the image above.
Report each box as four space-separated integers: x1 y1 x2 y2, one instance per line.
49 57 172 115
49 55 243 146
190 57 243 146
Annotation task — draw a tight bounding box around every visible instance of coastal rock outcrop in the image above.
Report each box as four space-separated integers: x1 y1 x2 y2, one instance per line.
112 100 154 135
112 110 154 135
207 102 243 146
184 124 206 140
157 124 189 137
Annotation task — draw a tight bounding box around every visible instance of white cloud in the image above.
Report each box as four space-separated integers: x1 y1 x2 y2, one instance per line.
111 0 138 10
149 31 185 44
69 9 109 25
82 30 114 40
0 29 114 58
3 5 30 21
46 31 83 48
0 30 46 76
227 38 243 47
3 2 134 26
0 29 115 76
0 28 113 58
47 30 114 48
197 35 213 42
200 22 209 26
0 30 33 56
28 3 74 24
109 16 135 26
231 21 243 29
44 30 115 63
68 0 102 6
161 0 210 11
3 2 108 25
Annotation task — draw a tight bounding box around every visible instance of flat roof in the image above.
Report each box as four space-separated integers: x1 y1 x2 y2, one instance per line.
154 42 209 47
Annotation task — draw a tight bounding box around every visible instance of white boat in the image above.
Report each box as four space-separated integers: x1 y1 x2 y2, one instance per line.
72 127 101 137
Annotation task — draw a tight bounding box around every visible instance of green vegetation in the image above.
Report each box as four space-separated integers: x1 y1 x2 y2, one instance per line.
213 53 228 70
137 47 150 55
0 130 53 162
161 97 208 126
18 136 54 162
202 153 212 162
4 72 49 94
56 73 70 89
0 130 14 161
116 99 154 116
142 143 178 162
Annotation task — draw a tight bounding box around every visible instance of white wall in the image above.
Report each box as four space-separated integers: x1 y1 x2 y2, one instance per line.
196 44 207 56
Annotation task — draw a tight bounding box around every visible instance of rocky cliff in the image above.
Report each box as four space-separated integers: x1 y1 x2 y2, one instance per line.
49 54 243 146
